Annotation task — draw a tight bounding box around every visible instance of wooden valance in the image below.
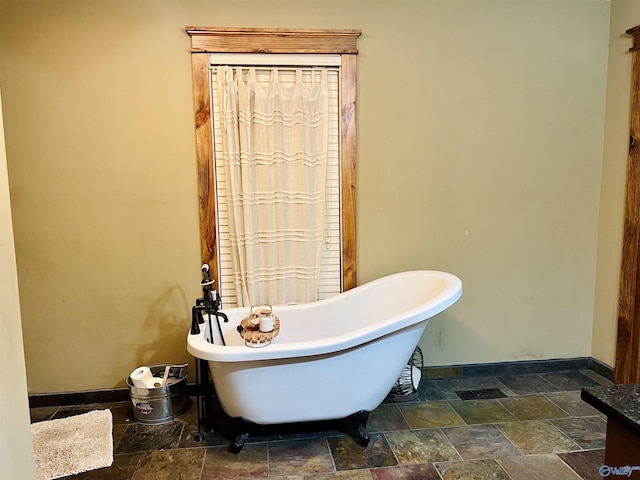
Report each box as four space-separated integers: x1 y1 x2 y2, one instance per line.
186 27 361 54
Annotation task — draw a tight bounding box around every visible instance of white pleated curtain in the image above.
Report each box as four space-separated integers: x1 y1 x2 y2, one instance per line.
216 66 329 306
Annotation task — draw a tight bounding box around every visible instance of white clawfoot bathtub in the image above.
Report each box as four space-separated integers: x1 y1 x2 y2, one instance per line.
187 270 462 430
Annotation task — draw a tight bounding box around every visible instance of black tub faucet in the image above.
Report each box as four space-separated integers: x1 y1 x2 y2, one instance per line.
190 264 228 345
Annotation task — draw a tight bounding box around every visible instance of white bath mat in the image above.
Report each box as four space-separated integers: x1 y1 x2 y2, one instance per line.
31 409 113 480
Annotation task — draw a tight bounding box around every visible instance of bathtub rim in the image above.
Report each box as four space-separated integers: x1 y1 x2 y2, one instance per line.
186 270 462 363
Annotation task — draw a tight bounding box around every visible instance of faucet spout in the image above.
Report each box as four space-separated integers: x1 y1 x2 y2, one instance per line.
190 307 204 335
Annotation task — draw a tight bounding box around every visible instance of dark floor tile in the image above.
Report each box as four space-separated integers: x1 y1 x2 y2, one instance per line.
417 379 456 401
81 402 135 425
293 428 347 441
498 420 580 454
550 416 607 449
107 402 136 425
442 424 521 459
201 443 268 479
435 458 511 479
499 394 569 420
268 438 334 476
545 390 603 417
114 424 127 449
580 370 614 387
448 399 517 424
539 371 600 391
60 453 142 480
558 449 605 480
498 453 583 479
244 430 288 443
307 471 375 479
398 401 465 428
30 406 58 423
370 463 441 479
422 367 463 380
368 404 410 433
52 406 100 420
385 429 460 464
50 403 133 426
329 434 397 470
496 374 562 394
178 422 229 448
62 402 135 425
173 398 198 428
115 421 184 454
129 448 204 480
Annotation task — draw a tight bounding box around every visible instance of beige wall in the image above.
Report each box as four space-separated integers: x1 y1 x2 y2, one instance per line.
0 0 613 393
0 92 36 477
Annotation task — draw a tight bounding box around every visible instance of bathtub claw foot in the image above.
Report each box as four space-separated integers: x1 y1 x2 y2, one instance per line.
229 433 250 454
355 427 370 447
347 410 370 447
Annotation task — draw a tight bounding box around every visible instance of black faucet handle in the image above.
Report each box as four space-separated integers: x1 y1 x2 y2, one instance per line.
200 263 215 287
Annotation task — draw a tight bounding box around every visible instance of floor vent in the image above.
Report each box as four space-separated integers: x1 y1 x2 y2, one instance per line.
455 388 506 401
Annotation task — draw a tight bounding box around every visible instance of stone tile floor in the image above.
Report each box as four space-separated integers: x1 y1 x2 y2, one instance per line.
30 369 611 479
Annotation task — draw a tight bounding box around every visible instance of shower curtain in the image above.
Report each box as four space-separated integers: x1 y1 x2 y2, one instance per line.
216 66 329 306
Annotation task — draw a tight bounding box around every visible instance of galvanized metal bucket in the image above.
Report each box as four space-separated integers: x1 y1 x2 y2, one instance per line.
127 364 188 424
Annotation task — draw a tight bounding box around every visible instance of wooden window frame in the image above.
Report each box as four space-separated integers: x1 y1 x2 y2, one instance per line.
616 25 640 384
186 27 361 292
